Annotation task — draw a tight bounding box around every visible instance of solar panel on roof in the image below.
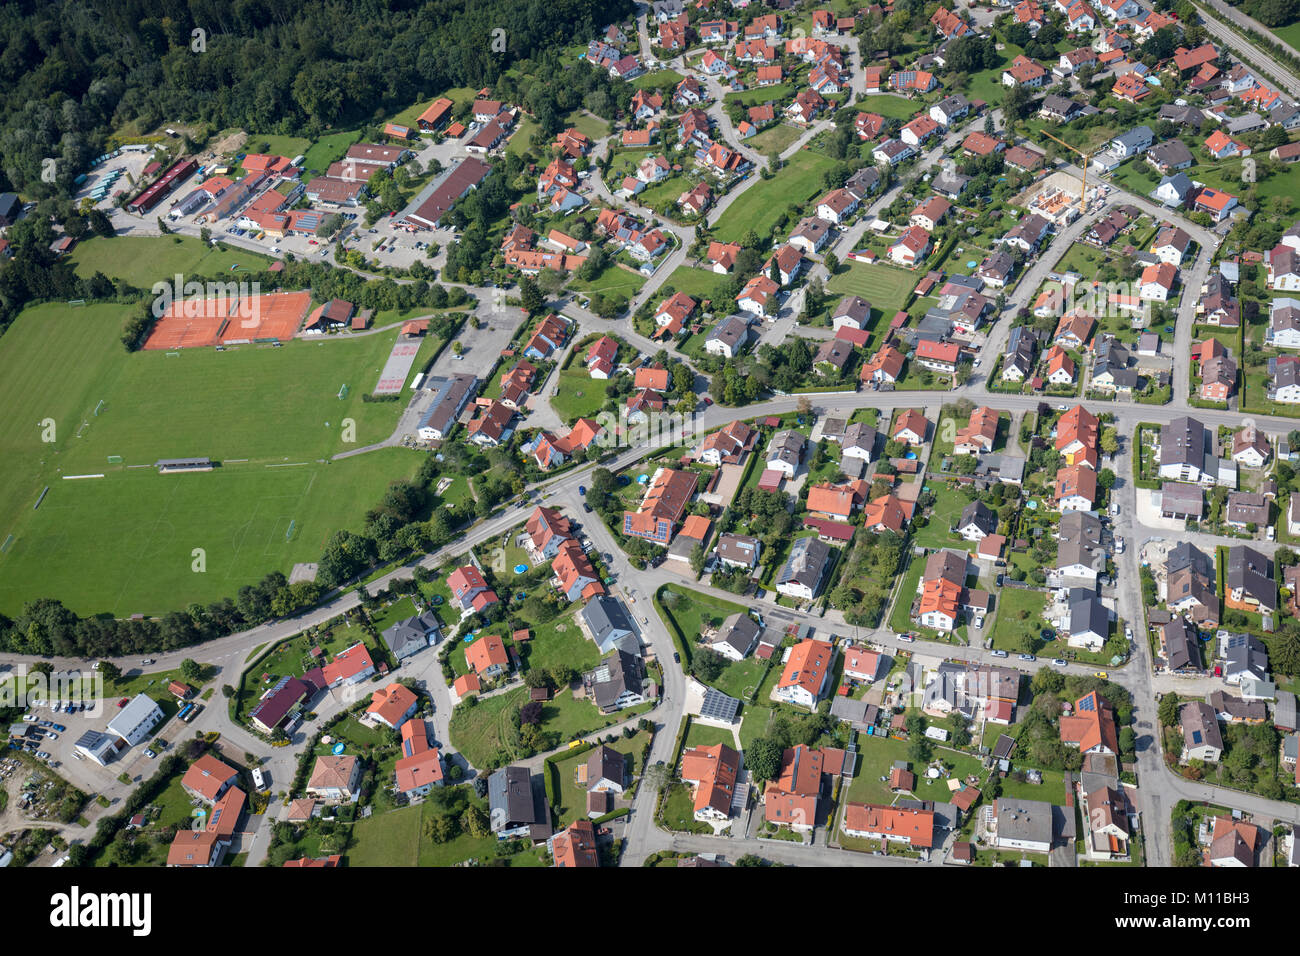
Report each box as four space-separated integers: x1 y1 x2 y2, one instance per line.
1079 695 1095 711
699 687 740 722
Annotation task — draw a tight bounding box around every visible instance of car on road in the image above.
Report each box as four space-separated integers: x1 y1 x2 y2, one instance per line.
582 502 592 513
578 486 586 496
1057 403 1068 410
1093 671 1108 679
896 633 915 643
1124 626 1133 640
1053 659 1068 667
141 658 155 665
990 649 1009 658
1018 654 1036 662
672 652 680 663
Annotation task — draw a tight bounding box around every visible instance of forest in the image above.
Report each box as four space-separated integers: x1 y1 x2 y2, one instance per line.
0 0 631 196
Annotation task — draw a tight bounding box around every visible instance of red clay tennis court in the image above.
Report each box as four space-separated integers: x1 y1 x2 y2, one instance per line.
143 290 312 350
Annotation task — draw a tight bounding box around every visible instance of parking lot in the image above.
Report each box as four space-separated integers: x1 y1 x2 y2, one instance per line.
15 678 180 796
74 148 159 212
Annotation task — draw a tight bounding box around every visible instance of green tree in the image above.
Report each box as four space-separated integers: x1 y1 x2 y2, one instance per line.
520 276 544 315
180 658 202 683
746 737 783 782
98 661 122 682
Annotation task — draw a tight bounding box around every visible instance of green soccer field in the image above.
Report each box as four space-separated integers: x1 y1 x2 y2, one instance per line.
0 449 419 616
0 300 435 615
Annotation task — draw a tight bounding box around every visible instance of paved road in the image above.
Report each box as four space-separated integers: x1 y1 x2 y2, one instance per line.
1196 0 1300 100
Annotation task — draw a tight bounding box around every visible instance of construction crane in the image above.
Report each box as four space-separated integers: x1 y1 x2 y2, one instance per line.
1038 130 1101 211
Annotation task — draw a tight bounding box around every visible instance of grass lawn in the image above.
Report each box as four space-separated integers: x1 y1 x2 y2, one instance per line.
996 768 1067 805
550 367 610 422
449 687 529 767
739 704 773 752
69 235 272 287
724 83 797 107
301 130 364 175
887 558 925 634
658 583 747 650
712 149 838 242
989 588 1049 653
711 657 769 700
632 69 685 91
244 133 312 159
519 606 602 675
909 483 974 551
847 734 984 806
683 722 736 751
506 116 540 157
0 300 437 615
827 262 916 313
659 781 713 833
449 686 651 767
855 94 923 120
550 729 651 825
568 262 647 300
664 264 729 301
749 123 803 156
562 110 611 142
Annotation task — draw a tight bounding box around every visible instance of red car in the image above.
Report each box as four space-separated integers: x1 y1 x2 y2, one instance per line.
117 697 130 708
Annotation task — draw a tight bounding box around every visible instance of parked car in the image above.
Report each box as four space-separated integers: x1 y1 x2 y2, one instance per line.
896 633 915 643
22 715 37 723
1053 659 1068 667
672 652 681 663
582 502 592 513
51 724 65 732
1093 671 1108 679
991 649 1009 658
141 658 155 665
1018 654 1036 662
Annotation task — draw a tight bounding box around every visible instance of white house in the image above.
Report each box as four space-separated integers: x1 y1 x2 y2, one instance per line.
107 694 165 748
